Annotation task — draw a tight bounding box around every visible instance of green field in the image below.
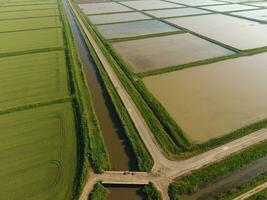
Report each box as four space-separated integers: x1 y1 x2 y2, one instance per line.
0 16 62 33
0 51 69 110
0 28 63 55
2 0 57 6
0 4 58 12
0 103 77 200
0 9 59 20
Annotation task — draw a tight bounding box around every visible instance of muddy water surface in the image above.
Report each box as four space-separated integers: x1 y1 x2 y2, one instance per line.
106 185 143 200
166 14 267 50
180 156 267 200
64 0 137 170
145 7 210 18
201 4 257 12
120 0 182 10
232 9 267 21
113 33 233 72
89 12 151 25
143 52 267 143
79 2 131 15
97 19 179 39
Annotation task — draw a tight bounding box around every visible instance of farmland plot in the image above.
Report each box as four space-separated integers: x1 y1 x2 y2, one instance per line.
0 9 59 20
0 103 77 200
0 16 62 33
0 4 58 12
0 28 63 55
143 52 267 143
0 51 69 110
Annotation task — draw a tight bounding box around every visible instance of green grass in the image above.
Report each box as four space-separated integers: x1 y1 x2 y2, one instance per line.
142 182 162 200
248 188 267 200
0 9 59 20
0 16 62 33
0 51 69 110
2 0 57 6
0 102 77 200
90 183 109 200
0 28 64 55
0 4 58 12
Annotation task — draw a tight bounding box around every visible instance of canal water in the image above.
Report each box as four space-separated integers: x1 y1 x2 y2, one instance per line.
63 1 143 199
181 156 267 200
63 0 137 171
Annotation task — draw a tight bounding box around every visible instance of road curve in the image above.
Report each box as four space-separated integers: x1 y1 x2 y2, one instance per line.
66 2 267 200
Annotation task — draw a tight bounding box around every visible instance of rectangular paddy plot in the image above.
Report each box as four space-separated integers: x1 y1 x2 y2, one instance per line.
120 0 183 10
0 103 77 199
232 9 267 21
2 0 57 6
167 14 267 50
88 12 151 25
0 28 63 55
0 51 69 110
0 9 59 20
244 1 267 7
167 0 226 6
0 16 62 33
0 4 58 12
97 20 179 39
79 2 132 15
112 33 233 72
143 52 267 143
145 8 210 18
201 4 258 12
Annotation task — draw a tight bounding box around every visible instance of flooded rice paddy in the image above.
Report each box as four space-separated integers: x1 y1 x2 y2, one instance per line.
89 12 151 25
232 9 267 21
181 156 267 200
145 7 210 18
112 33 233 72
97 19 179 39
79 2 131 15
201 3 257 12
106 185 143 200
166 14 267 50
120 0 183 10
167 0 226 6
143 52 267 143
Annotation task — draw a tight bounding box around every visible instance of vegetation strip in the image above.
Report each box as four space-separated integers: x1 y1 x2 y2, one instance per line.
168 140 267 200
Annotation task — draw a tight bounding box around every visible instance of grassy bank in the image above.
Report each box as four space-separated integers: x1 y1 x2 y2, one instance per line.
142 182 162 200
168 140 267 200
90 183 109 200
70 1 153 171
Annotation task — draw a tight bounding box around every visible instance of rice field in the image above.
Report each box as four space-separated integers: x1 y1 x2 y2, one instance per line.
0 16 62 33
0 103 77 200
0 4 58 12
112 34 233 72
78 0 267 146
0 9 59 20
0 28 63 55
0 51 69 110
0 1 79 200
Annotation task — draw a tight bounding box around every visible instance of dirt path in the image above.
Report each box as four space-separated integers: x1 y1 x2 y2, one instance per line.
233 182 267 200
67 2 267 200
